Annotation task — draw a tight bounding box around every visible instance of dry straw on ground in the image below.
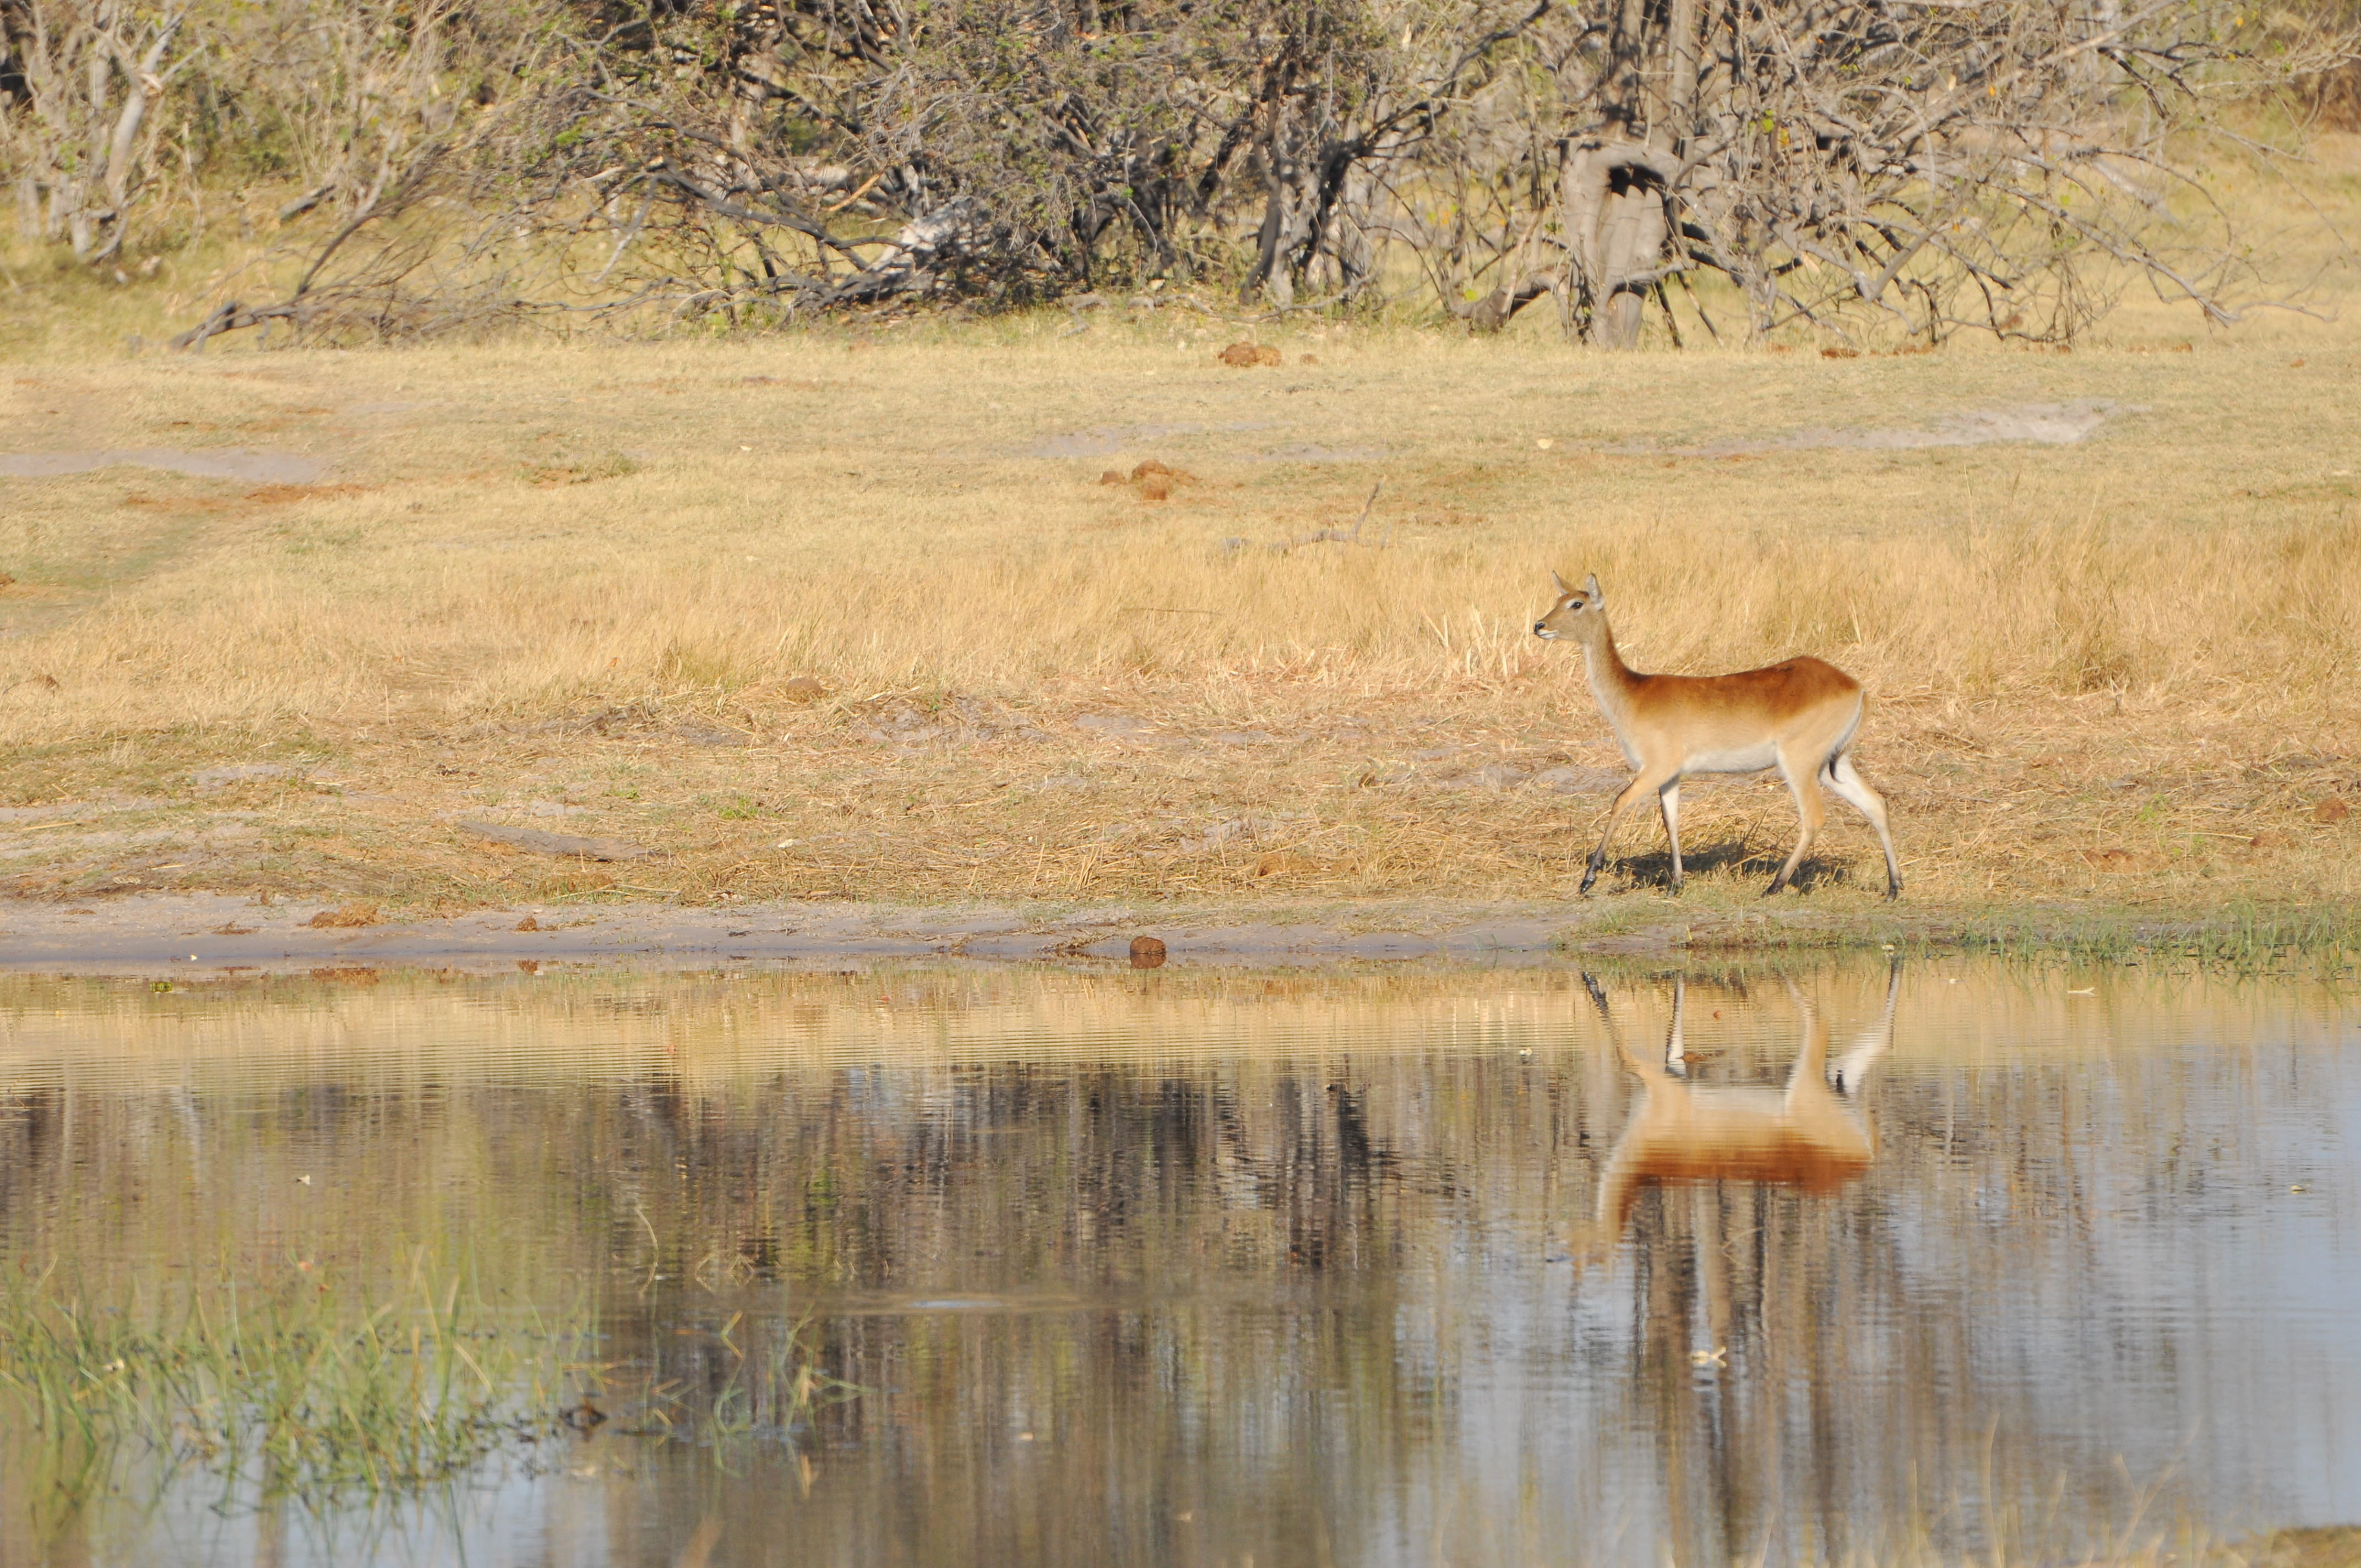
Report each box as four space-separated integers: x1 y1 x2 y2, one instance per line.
0 141 2356 934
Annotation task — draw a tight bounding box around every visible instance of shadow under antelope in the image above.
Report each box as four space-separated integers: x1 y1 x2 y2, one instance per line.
1533 573 1901 899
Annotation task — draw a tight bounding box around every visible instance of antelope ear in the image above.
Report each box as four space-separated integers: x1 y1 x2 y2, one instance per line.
1582 573 1603 601
1551 570 1571 594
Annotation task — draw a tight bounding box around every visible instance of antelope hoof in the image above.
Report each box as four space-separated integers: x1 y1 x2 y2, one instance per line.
1763 877 1788 898
1885 878 1903 901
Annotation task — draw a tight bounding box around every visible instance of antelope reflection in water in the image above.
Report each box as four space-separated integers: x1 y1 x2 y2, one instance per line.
1577 967 1900 1249
1569 969 1913 1566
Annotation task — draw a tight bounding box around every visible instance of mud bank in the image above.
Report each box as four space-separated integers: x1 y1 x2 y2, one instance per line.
3 891 2350 978
0 893 1606 976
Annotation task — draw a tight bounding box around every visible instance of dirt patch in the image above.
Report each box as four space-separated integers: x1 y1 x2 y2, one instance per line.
0 448 327 482
524 453 640 486
1217 342 1283 368
191 763 304 789
121 491 241 514
455 819 653 861
1099 458 1201 500
1238 444 1390 464
1611 401 2121 458
1025 420 1269 459
245 482 370 504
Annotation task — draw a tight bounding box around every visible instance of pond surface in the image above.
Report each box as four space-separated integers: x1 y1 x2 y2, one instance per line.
1 959 2356 1567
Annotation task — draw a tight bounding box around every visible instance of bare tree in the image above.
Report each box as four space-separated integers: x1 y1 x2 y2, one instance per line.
1460 0 2361 344
2 0 195 263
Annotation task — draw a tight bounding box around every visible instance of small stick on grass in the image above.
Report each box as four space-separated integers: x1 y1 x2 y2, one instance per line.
1272 481 1388 552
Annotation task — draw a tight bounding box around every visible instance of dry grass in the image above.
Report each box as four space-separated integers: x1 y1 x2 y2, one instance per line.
0 144 2356 931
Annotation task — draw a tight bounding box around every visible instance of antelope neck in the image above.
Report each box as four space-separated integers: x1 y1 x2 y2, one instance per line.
1578 620 1647 761
1579 620 1646 696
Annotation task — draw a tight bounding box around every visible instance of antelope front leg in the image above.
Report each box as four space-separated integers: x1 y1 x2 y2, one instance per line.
1583 769 1673 896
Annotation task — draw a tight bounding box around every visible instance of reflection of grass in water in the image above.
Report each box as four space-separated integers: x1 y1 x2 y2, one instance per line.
607 1309 859 1461
0 1257 573 1531
0 1258 860 1543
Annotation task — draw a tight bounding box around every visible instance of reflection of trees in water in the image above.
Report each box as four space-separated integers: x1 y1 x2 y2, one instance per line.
0 968 2346 1566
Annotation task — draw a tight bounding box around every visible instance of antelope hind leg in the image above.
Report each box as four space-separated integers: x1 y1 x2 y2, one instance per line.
1822 752 1902 899
1659 780 1684 894
1767 749 1827 896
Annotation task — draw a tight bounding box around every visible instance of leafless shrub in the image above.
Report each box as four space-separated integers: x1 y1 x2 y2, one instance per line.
2284 0 2361 127
230 0 474 227
2 0 197 263
3 0 2347 345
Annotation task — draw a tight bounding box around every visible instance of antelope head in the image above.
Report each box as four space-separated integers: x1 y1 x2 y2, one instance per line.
1533 571 1607 642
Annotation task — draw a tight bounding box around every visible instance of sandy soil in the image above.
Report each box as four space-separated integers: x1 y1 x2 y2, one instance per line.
0 891 1656 975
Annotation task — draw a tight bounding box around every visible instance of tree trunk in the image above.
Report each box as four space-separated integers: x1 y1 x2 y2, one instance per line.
1564 138 1674 347
1667 0 1701 145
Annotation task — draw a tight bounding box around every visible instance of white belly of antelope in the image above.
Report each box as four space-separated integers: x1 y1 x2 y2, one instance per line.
1684 742 1780 775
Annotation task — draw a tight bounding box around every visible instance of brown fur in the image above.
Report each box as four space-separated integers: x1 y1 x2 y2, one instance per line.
1533 573 1901 898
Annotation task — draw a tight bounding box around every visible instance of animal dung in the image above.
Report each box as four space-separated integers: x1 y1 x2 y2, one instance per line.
1217 341 1282 368
1129 935 1167 968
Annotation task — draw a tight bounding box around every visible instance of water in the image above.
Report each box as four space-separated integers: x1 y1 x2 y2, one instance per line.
1 959 2355 1566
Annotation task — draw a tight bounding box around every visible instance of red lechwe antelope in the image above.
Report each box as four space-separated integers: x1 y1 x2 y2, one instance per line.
1532 573 1901 899
1576 970 1898 1249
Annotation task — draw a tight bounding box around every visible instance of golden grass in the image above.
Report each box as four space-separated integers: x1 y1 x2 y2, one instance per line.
0 142 2356 926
